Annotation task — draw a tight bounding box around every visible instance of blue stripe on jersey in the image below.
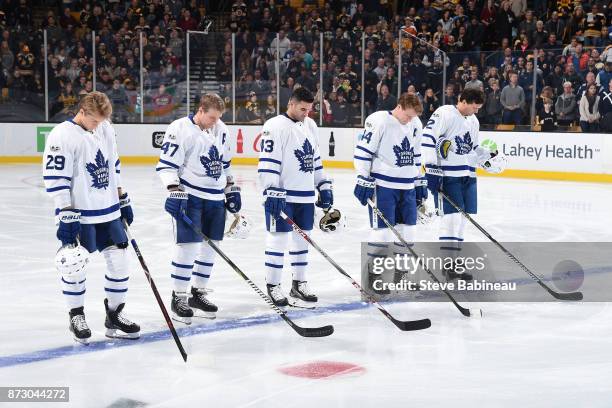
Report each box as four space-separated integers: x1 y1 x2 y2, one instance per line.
414 154 421 157
115 170 120 174
223 163 230 169
289 250 308 255
43 176 72 181
155 167 173 172
423 134 436 143
439 236 465 241
115 159 120 167
46 186 71 192
370 172 416 184
314 156 321 162
286 190 315 197
179 178 224 195
259 158 282 165
265 251 284 257
317 180 332 188
80 203 120 217
291 262 308 266
354 155 372 161
258 169 280 175
172 262 193 269
314 166 323 171
105 275 129 282
422 143 435 148
356 145 374 156
158 159 180 169
194 260 213 267
441 165 476 171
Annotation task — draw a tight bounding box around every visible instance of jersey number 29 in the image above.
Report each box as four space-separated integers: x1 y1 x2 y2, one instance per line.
45 155 65 170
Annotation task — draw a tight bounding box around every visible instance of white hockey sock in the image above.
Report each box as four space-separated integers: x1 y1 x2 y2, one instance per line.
61 268 86 310
192 241 216 289
439 213 465 253
265 232 288 285
171 243 199 293
102 246 130 311
289 230 309 282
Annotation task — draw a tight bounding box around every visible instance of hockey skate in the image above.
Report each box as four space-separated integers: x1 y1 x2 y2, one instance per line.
104 299 140 339
69 307 91 345
266 283 289 307
290 280 318 302
171 291 193 324
188 287 217 319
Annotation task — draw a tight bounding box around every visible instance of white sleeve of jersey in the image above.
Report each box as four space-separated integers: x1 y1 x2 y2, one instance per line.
413 117 423 168
156 120 185 188
353 114 384 177
257 120 284 192
42 125 74 210
107 122 122 189
469 117 491 166
421 109 448 165
312 123 331 191
219 122 233 182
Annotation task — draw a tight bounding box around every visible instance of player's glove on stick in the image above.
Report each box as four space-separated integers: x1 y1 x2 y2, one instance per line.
119 192 134 225
225 185 242 213
57 209 81 246
165 190 188 220
265 187 286 218
316 187 333 209
353 175 375 206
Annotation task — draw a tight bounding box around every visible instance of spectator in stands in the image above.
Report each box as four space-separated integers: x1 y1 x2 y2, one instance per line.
596 61 612 88
484 79 503 125
539 97 557 131
238 91 262 124
579 83 600 132
599 78 612 131
545 11 566 41
56 82 78 120
500 72 525 125
444 84 458 106
577 72 600 98
464 68 484 90
495 1 516 44
584 4 606 47
263 94 276 121
330 90 351 126
422 88 439 122
566 43 589 74
555 82 578 126
380 67 398 97
376 83 396 111
107 79 129 122
562 63 582 92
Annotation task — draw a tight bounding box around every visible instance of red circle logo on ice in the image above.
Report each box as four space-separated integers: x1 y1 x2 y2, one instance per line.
278 361 365 379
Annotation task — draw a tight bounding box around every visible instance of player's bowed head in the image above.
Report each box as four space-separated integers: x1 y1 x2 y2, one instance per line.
193 93 226 131
73 91 113 132
392 92 424 125
286 87 315 122
456 88 485 117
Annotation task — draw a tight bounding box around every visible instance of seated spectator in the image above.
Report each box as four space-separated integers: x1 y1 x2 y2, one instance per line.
500 72 525 125
577 72 600 98
237 91 262 124
375 84 397 111
599 78 612 131
579 83 600 132
539 97 557 131
596 61 612 89
555 81 578 126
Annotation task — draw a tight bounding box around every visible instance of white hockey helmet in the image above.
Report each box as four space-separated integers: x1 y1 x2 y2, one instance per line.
55 244 89 276
318 208 347 233
225 213 252 239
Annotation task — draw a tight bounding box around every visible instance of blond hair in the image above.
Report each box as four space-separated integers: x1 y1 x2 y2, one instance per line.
78 91 112 118
199 93 225 112
398 92 423 114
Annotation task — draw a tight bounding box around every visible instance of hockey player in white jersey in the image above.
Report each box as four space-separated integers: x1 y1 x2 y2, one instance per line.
156 93 240 323
353 93 427 292
258 87 333 306
422 88 507 280
43 92 139 344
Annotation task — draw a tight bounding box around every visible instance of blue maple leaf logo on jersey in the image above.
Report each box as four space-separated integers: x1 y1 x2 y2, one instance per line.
85 149 109 190
392 136 415 167
200 146 223 180
294 139 314 173
454 132 473 155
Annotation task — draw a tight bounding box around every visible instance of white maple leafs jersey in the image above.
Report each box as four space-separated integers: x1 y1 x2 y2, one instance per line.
354 110 423 190
156 115 232 201
257 113 331 204
42 120 122 224
422 105 489 178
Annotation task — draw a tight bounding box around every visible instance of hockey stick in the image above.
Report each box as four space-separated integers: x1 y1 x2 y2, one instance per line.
279 211 431 331
122 220 188 362
437 190 583 301
181 213 334 338
367 199 483 318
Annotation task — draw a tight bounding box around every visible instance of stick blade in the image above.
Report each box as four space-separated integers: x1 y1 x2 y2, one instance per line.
298 324 335 338
552 291 583 301
393 318 432 331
